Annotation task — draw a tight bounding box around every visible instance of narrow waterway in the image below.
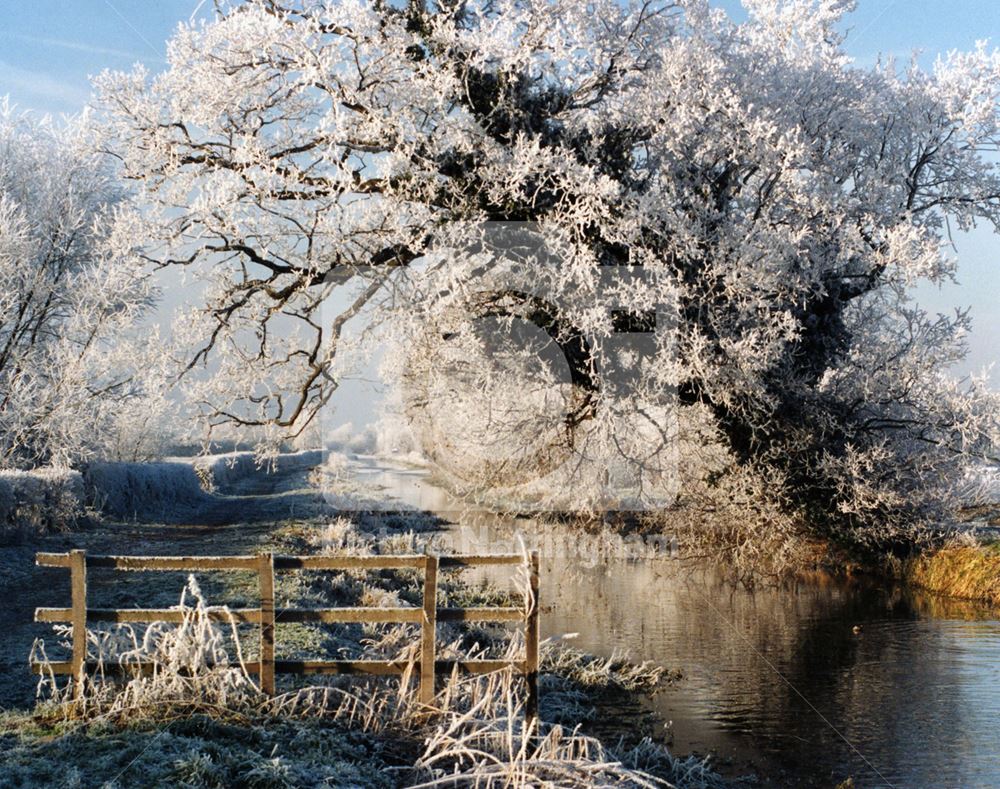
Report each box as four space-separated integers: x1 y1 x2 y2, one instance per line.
348 455 1000 788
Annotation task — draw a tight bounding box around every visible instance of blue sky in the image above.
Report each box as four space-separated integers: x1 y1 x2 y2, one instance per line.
1 0 998 381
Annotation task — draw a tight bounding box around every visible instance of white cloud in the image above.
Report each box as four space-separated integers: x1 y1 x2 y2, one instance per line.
0 61 90 112
0 32 152 62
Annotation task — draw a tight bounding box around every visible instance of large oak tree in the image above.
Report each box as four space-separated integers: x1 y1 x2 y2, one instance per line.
98 0 1000 542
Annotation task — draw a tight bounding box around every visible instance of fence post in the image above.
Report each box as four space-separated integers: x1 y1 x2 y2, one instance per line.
524 550 540 726
69 549 88 699
420 553 438 704
258 551 276 695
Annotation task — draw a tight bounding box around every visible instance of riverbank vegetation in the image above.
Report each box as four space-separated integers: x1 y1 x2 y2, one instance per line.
894 539 1000 608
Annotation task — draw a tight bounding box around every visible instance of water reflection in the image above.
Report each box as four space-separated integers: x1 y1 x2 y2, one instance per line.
542 561 1000 787
348 456 1000 788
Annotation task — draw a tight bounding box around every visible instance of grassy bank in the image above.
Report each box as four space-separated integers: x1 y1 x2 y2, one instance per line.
896 541 1000 608
623 491 1000 609
0 713 396 788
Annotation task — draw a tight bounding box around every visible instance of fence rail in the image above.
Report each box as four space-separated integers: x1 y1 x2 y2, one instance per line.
32 549 540 718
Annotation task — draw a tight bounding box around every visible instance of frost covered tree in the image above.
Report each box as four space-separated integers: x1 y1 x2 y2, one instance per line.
96 0 1000 543
0 103 166 468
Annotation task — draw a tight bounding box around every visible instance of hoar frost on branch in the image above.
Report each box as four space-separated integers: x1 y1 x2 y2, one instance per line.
0 102 169 468
96 0 1000 543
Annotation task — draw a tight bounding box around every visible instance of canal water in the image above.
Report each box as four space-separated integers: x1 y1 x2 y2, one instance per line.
347 455 1000 788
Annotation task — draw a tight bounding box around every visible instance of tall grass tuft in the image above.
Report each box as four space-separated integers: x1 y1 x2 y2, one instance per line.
32 576 262 724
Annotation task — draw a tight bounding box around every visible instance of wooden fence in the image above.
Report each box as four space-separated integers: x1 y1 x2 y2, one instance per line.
32 549 540 719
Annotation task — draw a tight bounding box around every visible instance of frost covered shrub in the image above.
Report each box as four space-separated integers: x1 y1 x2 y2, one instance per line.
313 516 372 555
81 450 325 519
0 467 83 535
192 452 260 492
83 461 205 520
194 450 324 491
